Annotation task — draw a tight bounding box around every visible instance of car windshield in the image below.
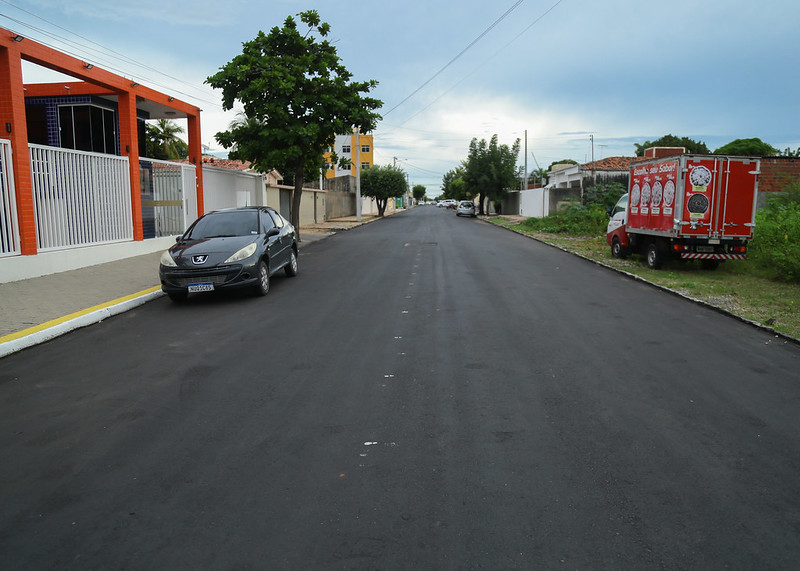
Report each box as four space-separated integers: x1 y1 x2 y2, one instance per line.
185 211 259 239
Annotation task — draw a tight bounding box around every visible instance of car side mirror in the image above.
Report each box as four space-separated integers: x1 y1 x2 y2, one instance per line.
266 227 280 238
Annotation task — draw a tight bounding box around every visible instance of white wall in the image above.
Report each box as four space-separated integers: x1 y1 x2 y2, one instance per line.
519 188 549 218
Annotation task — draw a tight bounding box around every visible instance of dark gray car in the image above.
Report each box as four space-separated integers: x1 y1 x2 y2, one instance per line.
159 206 298 302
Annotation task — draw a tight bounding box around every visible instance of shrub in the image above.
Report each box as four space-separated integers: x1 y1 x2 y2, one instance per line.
520 201 609 235
748 182 800 282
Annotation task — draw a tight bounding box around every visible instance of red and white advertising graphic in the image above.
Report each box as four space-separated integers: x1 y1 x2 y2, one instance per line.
681 160 715 234
628 159 678 232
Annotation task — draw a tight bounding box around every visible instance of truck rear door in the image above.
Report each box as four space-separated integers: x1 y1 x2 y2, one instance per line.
719 158 759 239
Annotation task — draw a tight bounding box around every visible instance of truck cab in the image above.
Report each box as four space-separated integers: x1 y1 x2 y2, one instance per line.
606 193 629 258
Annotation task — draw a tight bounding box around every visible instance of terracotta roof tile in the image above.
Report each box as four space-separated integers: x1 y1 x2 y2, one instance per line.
581 156 640 171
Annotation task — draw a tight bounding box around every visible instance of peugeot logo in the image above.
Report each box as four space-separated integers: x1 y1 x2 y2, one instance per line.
192 255 208 265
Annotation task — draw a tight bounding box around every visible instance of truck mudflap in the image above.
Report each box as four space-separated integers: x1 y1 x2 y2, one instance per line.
680 253 746 260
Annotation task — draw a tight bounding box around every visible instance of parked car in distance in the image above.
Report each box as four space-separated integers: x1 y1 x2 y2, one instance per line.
438 199 457 209
159 206 298 303
456 200 476 217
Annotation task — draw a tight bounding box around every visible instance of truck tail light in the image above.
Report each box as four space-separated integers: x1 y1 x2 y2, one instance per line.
731 245 747 254
672 244 689 252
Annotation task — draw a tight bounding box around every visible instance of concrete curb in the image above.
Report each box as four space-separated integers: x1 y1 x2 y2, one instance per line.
485 218 800 347
0 288 164 359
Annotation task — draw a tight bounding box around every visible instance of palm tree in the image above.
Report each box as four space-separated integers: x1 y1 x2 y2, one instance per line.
147 119 187 160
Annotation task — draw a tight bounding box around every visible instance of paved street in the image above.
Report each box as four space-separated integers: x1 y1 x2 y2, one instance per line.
1 206 799 569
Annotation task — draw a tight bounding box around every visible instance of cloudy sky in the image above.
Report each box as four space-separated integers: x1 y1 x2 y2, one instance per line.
3 0 799 193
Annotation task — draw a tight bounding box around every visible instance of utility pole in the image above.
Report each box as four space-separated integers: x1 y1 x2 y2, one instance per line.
355 129 361 222
523 129 528 193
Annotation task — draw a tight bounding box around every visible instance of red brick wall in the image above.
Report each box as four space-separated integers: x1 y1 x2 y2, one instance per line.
760 157 800 193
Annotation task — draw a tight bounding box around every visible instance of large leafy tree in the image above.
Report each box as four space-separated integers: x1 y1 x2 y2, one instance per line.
464 135 520 214
206 10 382 237
360 164 407 216
412 184 426 203
634 134 709 156
714 138 779 156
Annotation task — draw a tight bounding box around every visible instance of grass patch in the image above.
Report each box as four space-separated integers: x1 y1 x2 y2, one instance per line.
489 217 800 340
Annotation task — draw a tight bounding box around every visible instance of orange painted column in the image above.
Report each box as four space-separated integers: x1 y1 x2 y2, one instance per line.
0 45 36 254
117 90 143 240
187 112 204 216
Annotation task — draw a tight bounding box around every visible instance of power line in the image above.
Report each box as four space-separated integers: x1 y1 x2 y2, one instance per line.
389 0 566 128
382 0 526 117
0 1 223 108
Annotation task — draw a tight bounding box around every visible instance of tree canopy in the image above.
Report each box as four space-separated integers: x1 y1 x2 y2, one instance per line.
634 134 710 156
360 164 407 216
206 10 382 236
412 184 426 203
464 135 520 214
713 138 779 156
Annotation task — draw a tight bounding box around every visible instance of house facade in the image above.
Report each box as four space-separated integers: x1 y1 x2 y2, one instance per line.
0 27 205 279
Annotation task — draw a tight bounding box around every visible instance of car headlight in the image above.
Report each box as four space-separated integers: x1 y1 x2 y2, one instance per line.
224 242 257 263
160 250 177 267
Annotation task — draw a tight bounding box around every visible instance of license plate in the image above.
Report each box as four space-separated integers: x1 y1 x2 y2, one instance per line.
696 245 714 253
188 283 214 293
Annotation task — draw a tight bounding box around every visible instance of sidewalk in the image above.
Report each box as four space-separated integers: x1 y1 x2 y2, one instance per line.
0 215 378 358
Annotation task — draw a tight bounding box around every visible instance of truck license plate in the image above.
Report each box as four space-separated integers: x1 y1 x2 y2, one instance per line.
696 246 714 253
188 283 214 292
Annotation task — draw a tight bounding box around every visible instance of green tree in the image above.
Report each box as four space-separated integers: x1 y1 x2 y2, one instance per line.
412 184 426 203
206 10 382 237
714 138 779 156
441 164 467 199
634 134 710 156
145 119 187 160
464 135 520 214
360 164 407 216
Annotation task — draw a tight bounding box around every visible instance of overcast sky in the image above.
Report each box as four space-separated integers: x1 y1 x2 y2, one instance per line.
3 0 799 192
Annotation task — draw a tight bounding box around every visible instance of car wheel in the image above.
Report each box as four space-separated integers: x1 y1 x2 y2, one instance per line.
611 237 628 259
254 260 270 296
646 242 662 269
285 249 298 277
167 291 188 303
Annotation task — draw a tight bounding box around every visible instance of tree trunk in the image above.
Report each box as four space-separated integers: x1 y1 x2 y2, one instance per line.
377 197 386 216
291 161 305 242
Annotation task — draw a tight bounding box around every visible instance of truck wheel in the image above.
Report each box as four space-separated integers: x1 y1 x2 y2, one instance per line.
611 237 628 259
701 259 720 270
646 242 663 270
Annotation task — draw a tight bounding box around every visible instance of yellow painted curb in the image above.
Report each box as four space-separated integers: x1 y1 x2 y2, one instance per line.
0 286 162 344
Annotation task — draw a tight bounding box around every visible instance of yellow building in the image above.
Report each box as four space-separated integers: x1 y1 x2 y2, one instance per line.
323 132 373 179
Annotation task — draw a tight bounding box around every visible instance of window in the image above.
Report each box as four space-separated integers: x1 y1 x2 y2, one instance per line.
342 163 351 171
268 210 284 228
361 162 370 170
58 104 116 154
361 144 370 153
341 144 351 153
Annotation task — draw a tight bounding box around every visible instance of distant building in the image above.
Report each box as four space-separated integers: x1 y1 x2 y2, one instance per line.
323 132 373 179
547 156 638 190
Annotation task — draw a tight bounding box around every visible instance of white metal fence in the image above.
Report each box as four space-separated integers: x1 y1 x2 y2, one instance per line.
30 144 133 251
0 139 20 257
139 158 192 237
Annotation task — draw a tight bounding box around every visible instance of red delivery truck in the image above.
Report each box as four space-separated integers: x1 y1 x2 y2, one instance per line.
606 154 760 269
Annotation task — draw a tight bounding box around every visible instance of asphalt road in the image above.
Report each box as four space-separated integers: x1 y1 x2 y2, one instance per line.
2 206 799 569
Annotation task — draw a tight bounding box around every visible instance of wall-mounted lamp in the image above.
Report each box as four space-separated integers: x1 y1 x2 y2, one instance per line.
131 82 139 87
12 35 24 42
84 63 93 70
168 97 174 102
6 123 11 134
